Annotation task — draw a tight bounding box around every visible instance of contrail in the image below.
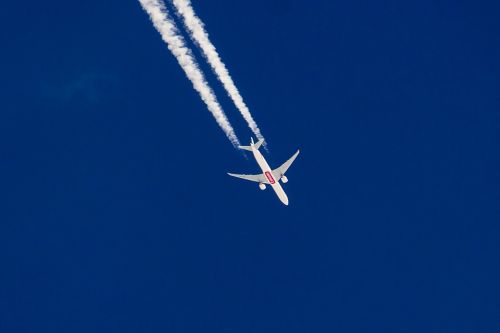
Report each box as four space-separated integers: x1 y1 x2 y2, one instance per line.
171 0 265 143
138 0 240 146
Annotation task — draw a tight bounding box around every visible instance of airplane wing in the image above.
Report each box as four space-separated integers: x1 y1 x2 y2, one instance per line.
227 172 269 184
272 149 300 179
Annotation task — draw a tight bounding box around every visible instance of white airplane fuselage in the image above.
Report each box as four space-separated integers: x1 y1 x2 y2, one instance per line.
250 144 289 205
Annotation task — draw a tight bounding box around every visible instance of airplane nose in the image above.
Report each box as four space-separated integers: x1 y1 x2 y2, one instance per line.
277 190 289 206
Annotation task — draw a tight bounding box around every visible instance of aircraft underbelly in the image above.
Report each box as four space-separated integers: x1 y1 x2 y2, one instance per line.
271 182 289 205
253 148 289 205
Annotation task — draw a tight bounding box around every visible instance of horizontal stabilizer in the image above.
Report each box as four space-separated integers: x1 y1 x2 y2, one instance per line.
238 145 253 151
253 139 264 150
238 138 264 151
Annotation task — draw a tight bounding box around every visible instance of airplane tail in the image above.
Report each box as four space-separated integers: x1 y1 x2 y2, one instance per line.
238 138 264 151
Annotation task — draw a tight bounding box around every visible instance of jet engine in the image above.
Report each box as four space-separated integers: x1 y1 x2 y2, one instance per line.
281 175 288 183
259 183 266 190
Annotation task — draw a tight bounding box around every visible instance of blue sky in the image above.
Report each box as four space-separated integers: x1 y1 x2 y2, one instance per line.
1 0 499 332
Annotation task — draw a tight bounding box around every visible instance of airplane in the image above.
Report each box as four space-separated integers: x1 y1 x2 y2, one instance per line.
228 138 300 205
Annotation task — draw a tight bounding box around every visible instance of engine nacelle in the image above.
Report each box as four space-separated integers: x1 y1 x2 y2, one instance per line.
281 175 288 183
259 183 266 190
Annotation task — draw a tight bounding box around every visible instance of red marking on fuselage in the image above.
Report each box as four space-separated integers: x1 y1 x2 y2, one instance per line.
265 171 275 184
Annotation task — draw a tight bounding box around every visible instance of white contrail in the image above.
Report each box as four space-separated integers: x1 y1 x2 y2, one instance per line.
138 0 240 146
171 0 265 143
